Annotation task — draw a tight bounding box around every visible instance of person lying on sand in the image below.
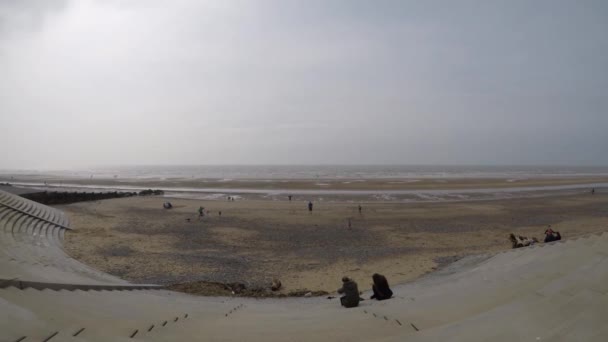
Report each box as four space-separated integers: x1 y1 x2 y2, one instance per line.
509 233 538 248
370 273 393 301
338 276 360 308
544 228 562 243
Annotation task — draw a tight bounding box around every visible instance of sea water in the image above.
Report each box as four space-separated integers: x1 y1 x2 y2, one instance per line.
3 165 608 180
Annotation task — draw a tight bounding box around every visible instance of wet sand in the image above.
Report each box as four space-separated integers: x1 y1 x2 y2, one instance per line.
7 175 608 204
58 191 608 295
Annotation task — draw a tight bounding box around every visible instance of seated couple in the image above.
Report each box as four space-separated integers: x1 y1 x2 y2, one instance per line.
338 273 393 308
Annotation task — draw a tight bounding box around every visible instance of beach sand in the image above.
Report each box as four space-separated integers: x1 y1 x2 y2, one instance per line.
59 192 608 295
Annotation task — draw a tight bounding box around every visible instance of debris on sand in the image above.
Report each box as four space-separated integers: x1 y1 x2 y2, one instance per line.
168 281 250 297
286 289 329 297
271 278 282 291
168 281 328 298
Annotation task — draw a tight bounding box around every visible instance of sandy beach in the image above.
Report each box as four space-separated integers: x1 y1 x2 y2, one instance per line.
58 189 608 296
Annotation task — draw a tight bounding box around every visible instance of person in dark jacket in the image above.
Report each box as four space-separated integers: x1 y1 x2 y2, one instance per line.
338 276 360 308
370 273 393 300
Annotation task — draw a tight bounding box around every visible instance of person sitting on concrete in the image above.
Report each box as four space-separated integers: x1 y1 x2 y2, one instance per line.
544 228 562 243
338 276 360 308
509 233 538 248
370 273 393 300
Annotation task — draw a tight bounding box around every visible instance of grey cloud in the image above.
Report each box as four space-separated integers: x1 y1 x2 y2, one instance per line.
0 0 607 169
0 0 69 35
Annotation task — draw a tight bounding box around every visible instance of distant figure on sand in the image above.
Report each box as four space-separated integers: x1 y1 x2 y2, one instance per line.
370 273 393 300
218 211 222 217
308 201 313 212
591 188 595 195
358 205 362 214
544 228 562 243
338 277 360 308
198 206 204 218
348 218 352 229
288 195 292 201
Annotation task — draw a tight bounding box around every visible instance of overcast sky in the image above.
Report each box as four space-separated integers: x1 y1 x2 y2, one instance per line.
1 0 607 169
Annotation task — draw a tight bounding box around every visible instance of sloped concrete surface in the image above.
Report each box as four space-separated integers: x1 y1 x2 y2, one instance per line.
1 189 607 341
0 190 157 289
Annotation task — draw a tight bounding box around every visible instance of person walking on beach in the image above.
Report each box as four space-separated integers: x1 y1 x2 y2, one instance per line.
308 201 313 213
198 206 204 219
288 195 292 201
358 204 362 214
338 276 360 308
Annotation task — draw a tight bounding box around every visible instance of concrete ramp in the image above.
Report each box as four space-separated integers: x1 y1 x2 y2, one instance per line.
0 189 606 341
0 190 158 289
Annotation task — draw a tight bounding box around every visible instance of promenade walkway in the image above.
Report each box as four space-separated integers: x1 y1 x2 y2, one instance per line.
1 189 606 341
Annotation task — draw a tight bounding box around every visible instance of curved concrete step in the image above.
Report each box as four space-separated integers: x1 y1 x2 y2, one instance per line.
0 190 144 287
0 190 70 229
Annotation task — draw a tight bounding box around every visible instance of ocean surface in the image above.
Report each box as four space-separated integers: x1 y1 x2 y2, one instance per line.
2 165 607 202
3 165 608 180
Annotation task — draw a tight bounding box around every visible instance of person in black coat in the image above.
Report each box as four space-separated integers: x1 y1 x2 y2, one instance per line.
370 273 393 300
